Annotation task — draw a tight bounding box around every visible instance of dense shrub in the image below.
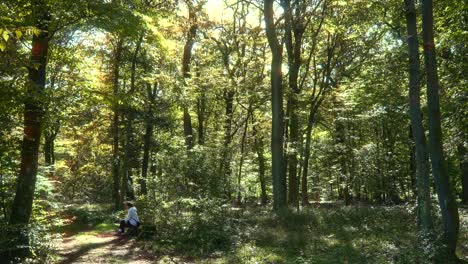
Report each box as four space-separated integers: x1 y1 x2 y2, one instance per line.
139 197 234 256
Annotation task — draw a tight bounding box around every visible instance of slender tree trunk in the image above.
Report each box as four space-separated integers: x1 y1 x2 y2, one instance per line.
141 83 157 195
237 112 249 205
197 88 207 145
122 33 143 199
458 143 468 204
421 0 459 258
282 0 307 208
264 0 286 211
181 14 198 150
253 124 268 205
301 110 314 205
112 37 123 210
183 109 194 150
222 90 235 198
404 0 434 236
409 125 417 198
9 1 49 258
44 134 53 165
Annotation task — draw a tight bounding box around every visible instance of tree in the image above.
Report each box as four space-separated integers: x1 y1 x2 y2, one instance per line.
111 35 123 209
404 0 433 237
181 0 205 150
264 0 286 210
421 0 459 259
8 0 50 258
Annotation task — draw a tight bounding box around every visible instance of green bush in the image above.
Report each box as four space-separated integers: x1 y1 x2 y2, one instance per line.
140 197 233 256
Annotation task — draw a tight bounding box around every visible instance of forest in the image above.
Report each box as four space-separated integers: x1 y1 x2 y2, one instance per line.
0 0 466 263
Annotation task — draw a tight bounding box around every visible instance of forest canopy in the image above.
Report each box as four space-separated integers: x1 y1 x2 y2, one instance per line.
0 0 467 263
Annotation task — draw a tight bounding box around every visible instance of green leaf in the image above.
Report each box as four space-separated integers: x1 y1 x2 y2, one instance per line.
15 30 22 39
2 30 9 42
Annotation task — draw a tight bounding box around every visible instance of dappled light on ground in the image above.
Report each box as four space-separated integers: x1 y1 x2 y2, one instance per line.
51 204 468 263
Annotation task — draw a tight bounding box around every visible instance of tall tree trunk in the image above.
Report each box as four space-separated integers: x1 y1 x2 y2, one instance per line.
44 133 54 165
409 125 417 198
181 13 198 150
282 0 304 207
421 0 459 258
237 112 250 205
253 123 267 205
183 109 194 150
458 143 468 204
122 33 143 199
264 0 286 211
9 0 49 258
301 109 315 205
197 88 206 145
301 94 325 205
404 0 434 236
141 83 157 195
112 37 123 210
221 90 235 198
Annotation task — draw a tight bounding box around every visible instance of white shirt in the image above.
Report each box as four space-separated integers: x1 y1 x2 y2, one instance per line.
125 207 140 225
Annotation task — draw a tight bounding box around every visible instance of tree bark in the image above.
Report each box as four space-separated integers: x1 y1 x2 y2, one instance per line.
10 0 50 225
112 37 123 210
421 0 459 258
409 125 416 198
301 107 315 205
404 0 434 235
9 1 50 258
282 0 305 207
253 123 268 205
181 10 198 150
264 0 286 211
458 143 468 204
122 33 143 199
222 90 235 198
44 133 55 165
236 111 250 205
141 83 157 195
197 88 206 145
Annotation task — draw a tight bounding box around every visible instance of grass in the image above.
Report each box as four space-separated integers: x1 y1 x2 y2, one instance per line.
50 202 468 263
52 203 118 236
144 204 467 263
216 205 421 264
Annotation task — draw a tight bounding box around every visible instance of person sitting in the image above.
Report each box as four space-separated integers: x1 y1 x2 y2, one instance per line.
118 201 140 235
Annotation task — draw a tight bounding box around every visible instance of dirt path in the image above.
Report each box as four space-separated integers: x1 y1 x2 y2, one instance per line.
55 231 154 264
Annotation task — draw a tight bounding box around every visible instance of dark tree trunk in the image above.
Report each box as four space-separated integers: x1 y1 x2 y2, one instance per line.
264 0 286 211
236 112 250 206
122 33 143 199
301 110 315 205
181 12 198 150
9 1 50 258
421 0 459 258
183 108 194 150
10 1 49 225
409 125 417 198
458 143 468 204
197 89 207 145
301 93 326 205
404 0 434 235
141 83 157 195
112 37 123 210
44 134 54 165
301 35 333 205
282 0 305 207
222 90 235 198
253 124 267 205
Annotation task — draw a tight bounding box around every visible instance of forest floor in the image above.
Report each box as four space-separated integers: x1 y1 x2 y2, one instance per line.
55 227 153 264
53 207 154 264
51 203 468 264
